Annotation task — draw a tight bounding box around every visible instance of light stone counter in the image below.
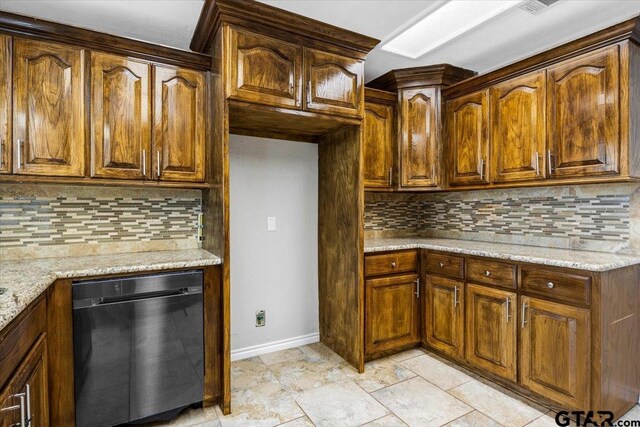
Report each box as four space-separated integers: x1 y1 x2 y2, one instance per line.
0 249 221 331
364 237 640 272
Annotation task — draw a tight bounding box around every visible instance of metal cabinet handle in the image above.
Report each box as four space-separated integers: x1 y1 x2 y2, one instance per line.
480 158 485 181
1 393 26 427
157 151 161 178
387 167 392 186
484 270 491 277
521 301 528 329
390 261 397 268
142 149 146 176
439 262 445 268
547 282 555 289
505 297 511 322
0 138 3 167
306 82 311 105
17 139 22 170
415 278 420 299
535 151 540 176
25 384 31 427
454 286 459 307
547 150 554 175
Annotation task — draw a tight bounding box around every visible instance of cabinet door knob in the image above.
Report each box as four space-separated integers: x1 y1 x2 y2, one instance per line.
391 262 397 268
485 270 491 277
547 282 555 289
439 262 445 268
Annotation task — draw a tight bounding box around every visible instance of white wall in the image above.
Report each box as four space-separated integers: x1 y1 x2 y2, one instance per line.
229 135 319 358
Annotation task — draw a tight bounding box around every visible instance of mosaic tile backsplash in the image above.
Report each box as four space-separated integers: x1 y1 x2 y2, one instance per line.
0 184 202 259
365 183 640 254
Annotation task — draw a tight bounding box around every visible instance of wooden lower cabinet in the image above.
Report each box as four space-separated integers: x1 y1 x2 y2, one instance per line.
423 275 464 359
520 296 590 409
465 283 517 382
0 335 48 427
365 274 420 356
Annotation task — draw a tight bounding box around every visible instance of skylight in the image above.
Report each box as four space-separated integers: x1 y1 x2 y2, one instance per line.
381 0 523 59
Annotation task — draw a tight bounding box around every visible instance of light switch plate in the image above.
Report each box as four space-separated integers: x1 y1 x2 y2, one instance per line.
256 310 266 327
267 216 276 232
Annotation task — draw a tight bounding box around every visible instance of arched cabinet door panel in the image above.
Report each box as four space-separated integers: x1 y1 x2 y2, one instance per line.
490 71 546 183
153 66 206 182
546 46 620 178
90 52 151 179
304 48 363 118
446 90 489 186
228 27 302 109
400 88 438 188
13 38 85 177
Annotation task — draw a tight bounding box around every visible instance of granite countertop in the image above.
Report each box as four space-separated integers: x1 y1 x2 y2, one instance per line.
0 249 222 331
364 237 640 272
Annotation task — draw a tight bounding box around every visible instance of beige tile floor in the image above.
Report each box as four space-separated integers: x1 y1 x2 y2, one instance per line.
144 343 640 427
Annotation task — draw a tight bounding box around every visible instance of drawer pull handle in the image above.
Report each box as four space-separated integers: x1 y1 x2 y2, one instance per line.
547 282 555 289
439 262 445 268
391 262 397 268
485 270 491 277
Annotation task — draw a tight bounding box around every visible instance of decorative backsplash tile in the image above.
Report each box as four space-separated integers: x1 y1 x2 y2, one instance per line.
0 184 202 259
365 183 640 254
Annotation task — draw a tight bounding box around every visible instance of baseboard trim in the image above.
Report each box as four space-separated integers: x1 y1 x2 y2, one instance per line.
231 333 320 361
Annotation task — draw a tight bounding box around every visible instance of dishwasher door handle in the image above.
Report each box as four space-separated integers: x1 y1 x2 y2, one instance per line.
76 288 201 308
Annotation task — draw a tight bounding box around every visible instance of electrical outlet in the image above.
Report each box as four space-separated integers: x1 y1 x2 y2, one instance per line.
267 216 276 232
255 310 266 327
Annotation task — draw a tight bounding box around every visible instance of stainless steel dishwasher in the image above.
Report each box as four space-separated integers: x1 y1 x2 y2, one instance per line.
72 270 204 427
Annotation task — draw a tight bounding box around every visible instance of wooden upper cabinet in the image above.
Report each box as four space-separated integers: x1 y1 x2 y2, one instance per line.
228 27 303 109
363 96 394 189
424 275 464 359
400 88 438 188
304 48 363 118
365 274 420 355
465 283 517 381
12 38 85 177
546 46 620 178
491 71 546 183
446 91 489 186
153 66 206 182
0 35 10 174
91 52 151 179
520 296 590 409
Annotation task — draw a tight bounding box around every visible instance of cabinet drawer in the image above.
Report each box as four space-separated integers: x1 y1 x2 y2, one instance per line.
520 267 591 305
466 259 516 288
365 251 417 277
424 252 464 279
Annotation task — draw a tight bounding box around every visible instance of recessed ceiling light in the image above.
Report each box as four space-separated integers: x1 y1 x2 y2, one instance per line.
381 0 524 59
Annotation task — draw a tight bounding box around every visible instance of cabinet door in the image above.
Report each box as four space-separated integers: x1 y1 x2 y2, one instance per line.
91 52 151 179
446 91 489 186
0 335 48 427
400 88 438 188
13 38 85 177
0 35 10 174
424 276 464 359
304 48 363 118
363 101 394 188
153 66 206 182
547 46 620 178
491 71 546 183
365 274 420 355
465 283 517 381
228 27 302 109
520 296 590 409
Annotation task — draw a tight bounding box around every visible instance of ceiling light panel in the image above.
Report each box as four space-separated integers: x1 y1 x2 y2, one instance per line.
382 0 524 59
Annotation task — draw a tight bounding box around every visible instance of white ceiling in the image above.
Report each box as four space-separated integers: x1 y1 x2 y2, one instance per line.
1 0 640 82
